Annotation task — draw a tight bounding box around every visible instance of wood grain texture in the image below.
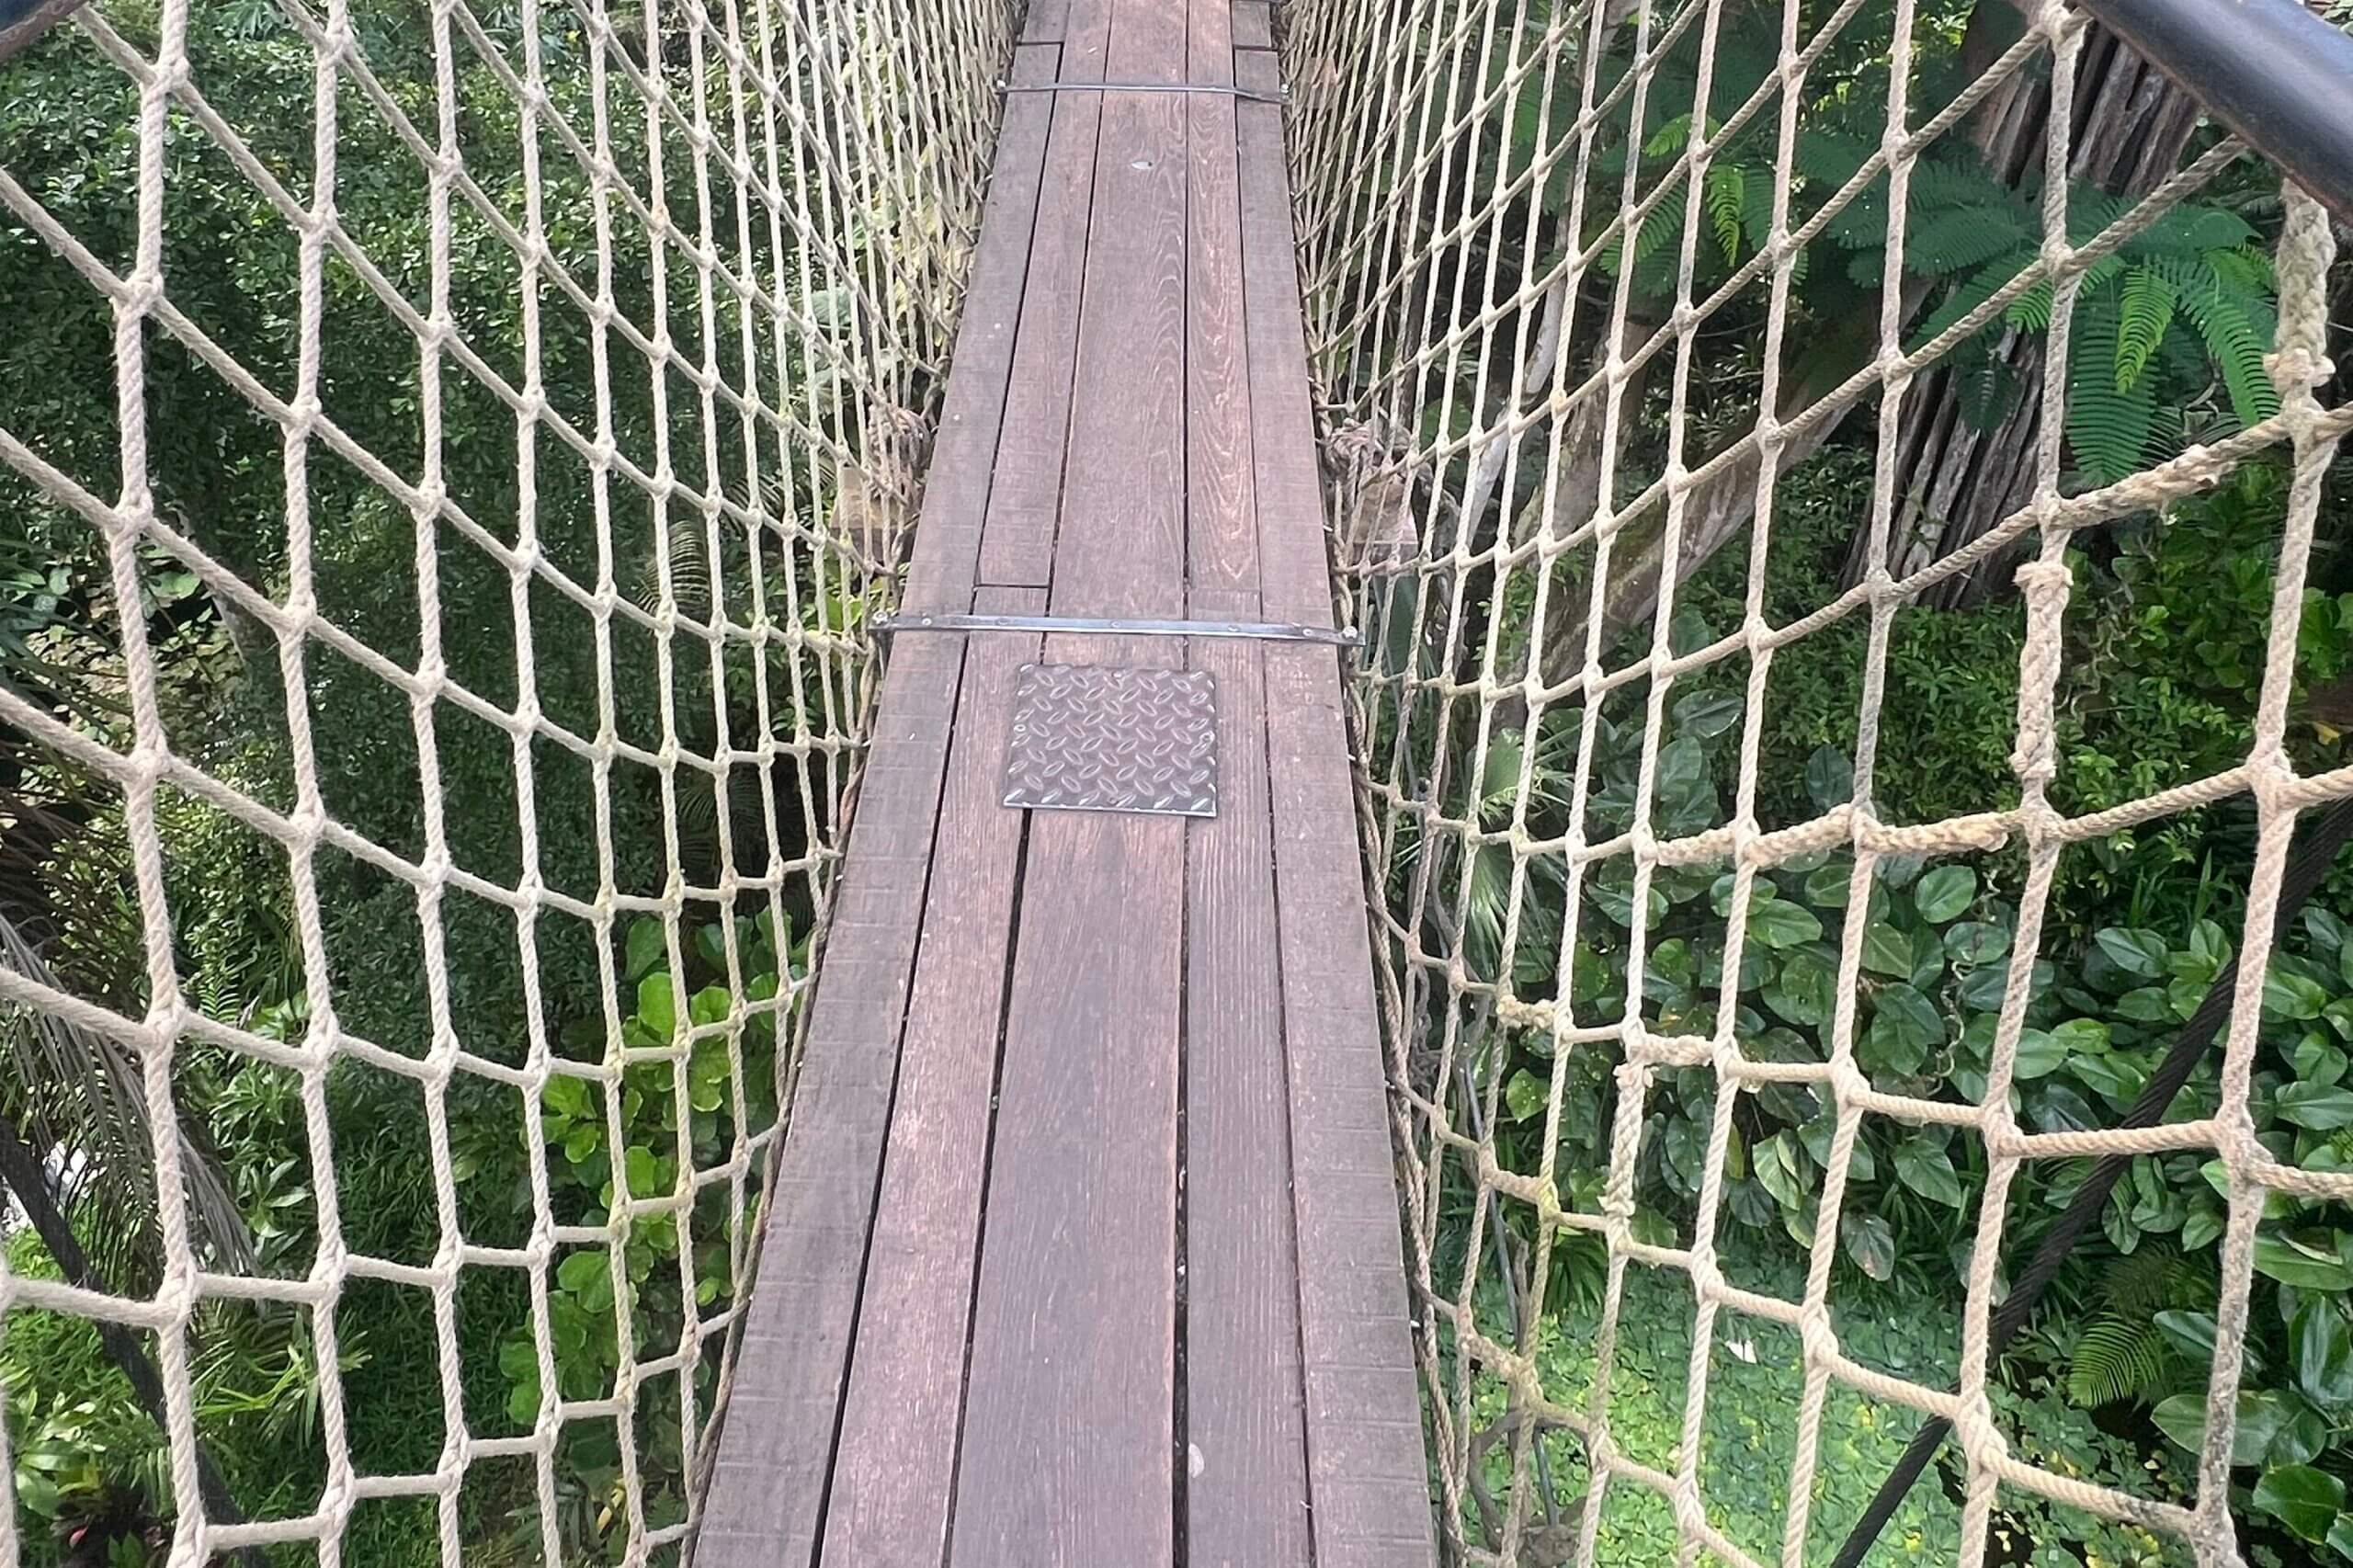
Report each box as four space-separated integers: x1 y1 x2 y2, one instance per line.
1187 0 1254 605
1232 0 1272 51
903 44 1060 615
975 0 1116 587
949 1 1190 1556
817 586 1045 1568
945 636 1186 1568
696 633 966 1568
1022 0 1070 44
1178 6 1313 1564
1181 631 1314 1568
1234 50 1338 632
1239 45 1439 1568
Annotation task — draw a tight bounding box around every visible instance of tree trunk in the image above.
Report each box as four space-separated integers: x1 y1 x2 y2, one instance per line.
1859 17 2203 600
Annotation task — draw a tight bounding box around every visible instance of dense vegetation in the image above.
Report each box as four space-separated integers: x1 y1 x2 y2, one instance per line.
1351 0 2353 1563
3 2 894 1563
2 0 2349 1566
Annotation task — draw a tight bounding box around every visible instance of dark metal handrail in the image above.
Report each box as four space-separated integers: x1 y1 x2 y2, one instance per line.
2078 0 2353 225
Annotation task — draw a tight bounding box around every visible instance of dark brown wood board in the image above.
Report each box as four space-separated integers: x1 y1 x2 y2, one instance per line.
818 586 1045 1568
903 44 1060 615
975 0 1117 587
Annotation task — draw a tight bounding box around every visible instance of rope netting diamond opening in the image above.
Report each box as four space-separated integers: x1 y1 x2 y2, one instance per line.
0 0 1008 1562
1281 0 2351 1564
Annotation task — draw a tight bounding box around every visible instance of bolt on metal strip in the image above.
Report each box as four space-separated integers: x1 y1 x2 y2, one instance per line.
870 611 1360 648
997 78 1289 105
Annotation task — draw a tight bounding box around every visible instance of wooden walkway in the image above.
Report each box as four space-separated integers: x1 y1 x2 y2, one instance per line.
694 3 1433 1564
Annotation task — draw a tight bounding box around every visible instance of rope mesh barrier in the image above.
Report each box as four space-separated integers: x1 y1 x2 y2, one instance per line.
0 0 1008 1562
1280 0 2349 1563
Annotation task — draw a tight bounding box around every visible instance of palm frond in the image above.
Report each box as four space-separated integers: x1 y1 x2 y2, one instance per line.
0 913 250 1274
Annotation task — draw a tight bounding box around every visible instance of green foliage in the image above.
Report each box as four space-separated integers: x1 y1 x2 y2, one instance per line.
494 910 799 1555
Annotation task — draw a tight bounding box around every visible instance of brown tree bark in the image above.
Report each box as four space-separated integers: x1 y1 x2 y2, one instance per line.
1856 17 2203 600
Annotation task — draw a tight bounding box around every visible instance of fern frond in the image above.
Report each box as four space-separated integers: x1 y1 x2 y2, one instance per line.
2065 1312 2171 1408
1906 249 2038 354
2066 298 2157 485
1705 162 1746 266
2150 253 2280 430
2102 1244 2211 1313
1644 111 1696 159
2005 278 2053 333
2112 263 2176 393
1903 202 2035 277
2210 243 2273 296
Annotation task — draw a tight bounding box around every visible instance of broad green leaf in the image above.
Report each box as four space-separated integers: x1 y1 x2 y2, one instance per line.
2279 1082 2353 1131
2153 1389 2290 1466
542 1072 592 1119
625 916 666 980
506 1376 542 1429
2326 1512 2353 1562
2295 1031 2350 1089
2070 1051 2149 1108
1841 1210 1895 1280
2257 1233 2353 1291
625 1144 661 1196
1943 921 2009 967
2092 926 2169 980
689 983 732 1028
1670 687 1745 739
1913 866 1976 924
2267 968 2331 1021
2255 1466 2347 1542
497 1336 538 1381
1755 1131 1807 1211
2011 1028 2066 1080
637 972 677 1038
1861 921 1913 980
2051 1017 2111 1055
1863 983 1942 1077
1805 745 1854 811
1505 1069 1549 1123
1893 1134 1965 1207
557 1250 606 1294
1745 899 1823 949
2296 1301 2353 1415
1803 861 1853 909
1765 948 1836 1028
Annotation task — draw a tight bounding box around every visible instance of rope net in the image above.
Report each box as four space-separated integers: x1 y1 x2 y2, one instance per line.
1281 0 2350 1563
0 0 1007 1562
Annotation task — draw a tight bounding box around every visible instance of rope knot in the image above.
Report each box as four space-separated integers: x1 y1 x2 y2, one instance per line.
2265 345 2334 392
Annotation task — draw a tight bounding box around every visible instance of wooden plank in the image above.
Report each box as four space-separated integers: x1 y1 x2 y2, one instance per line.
1022 0 1071 44
944 636 1187 1568
1183 632 1315 1568
1234 49 1336 632
903 44 1062 614
699 51 1061 1561
975 0 1117 587
696 635 966 1568
1238 45 1438 1568
949 2 1191 1559
818 585 1045 1568
1179 4 1313 1564
1233 0 1272 51
1187 0 1255 607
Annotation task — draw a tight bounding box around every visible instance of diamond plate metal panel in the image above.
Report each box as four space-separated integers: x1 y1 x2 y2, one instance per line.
1001 663 1219 818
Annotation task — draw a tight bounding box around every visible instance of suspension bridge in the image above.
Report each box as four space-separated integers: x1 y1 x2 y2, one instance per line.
3 0 2352 1565
687 2 1430 1563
